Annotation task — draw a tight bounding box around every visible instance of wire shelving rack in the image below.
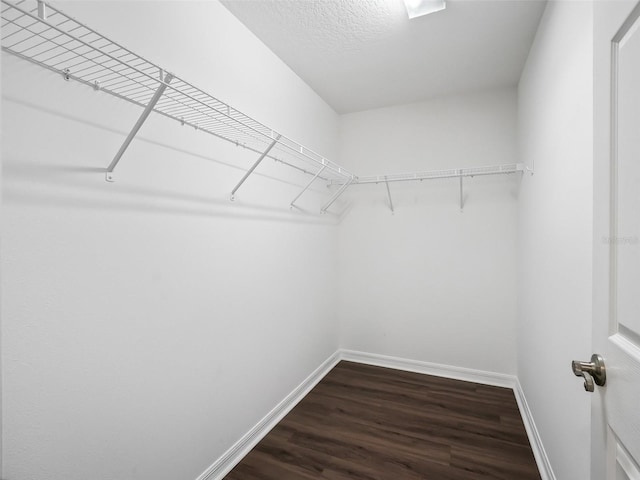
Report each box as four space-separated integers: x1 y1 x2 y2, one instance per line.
344 163 524 213
0 0 356 212
353 163 524 185
1 0 524 214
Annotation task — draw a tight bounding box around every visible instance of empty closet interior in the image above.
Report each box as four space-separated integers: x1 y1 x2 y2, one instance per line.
0 0 599 479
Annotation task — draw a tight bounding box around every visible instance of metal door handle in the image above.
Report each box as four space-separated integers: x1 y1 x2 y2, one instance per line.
572 354 606 392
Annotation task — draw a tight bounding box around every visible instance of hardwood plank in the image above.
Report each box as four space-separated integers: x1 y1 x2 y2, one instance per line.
224 361 541 480
451 442 540 480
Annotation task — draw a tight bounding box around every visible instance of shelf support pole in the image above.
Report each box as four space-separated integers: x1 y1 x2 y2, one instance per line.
105 71 174 182
230 135 281 200
37 0 46 19
459 173 464 212
384 176 394 214
290 165 326 208
320 177 354 214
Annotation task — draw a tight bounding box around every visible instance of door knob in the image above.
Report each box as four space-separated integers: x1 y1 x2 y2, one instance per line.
572 354 606 392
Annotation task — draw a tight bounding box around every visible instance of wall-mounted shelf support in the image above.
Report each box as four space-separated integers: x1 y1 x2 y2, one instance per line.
290 165 326 209
36 0 45 19
320 177 354 214
230 134 281 200
105 71 174 182
384 176 394 214
459 174 464 212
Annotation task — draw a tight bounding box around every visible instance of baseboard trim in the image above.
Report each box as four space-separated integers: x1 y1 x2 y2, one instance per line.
513 379 557 480
194 351 341 480
340 349 517 389
196 349 555 480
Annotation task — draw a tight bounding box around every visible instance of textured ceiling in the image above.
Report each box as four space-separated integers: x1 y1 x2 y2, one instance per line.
221 0 547 114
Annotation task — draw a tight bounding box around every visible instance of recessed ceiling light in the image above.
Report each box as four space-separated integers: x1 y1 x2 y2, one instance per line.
403 0 446 19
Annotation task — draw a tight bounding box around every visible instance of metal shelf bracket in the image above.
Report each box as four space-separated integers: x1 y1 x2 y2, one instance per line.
230 135 281 201
105 70 174 182
320 177 354 214
36 0 45 19
384 176 394 214
459 174 464 212
290 164 326 209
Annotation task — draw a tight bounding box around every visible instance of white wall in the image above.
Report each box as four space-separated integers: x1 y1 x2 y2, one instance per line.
517 2 594 479
0 35 4 477
337 89 519 375
1 2 341 479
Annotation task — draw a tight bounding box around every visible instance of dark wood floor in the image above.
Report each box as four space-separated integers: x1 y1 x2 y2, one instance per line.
225 361 541 480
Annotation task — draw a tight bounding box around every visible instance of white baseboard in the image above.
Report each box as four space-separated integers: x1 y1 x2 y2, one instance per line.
513 379 557 480
194 351 341 480
340 349 517 389
196 349 555 480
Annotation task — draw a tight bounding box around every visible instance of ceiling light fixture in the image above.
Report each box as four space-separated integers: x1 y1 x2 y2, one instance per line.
402 0 446 19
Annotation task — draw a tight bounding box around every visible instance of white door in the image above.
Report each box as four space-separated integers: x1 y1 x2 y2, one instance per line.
592 1 640 479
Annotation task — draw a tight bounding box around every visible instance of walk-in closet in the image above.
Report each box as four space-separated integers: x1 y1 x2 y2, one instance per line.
2 0 640 479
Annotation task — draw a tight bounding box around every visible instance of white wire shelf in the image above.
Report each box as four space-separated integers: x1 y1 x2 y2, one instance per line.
342 163 524 213
352 163 525 185
1 0 524 214
0 0 355 210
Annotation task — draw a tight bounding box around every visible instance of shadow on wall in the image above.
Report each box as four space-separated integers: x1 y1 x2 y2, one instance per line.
2 160 343 226
2 96 346 225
